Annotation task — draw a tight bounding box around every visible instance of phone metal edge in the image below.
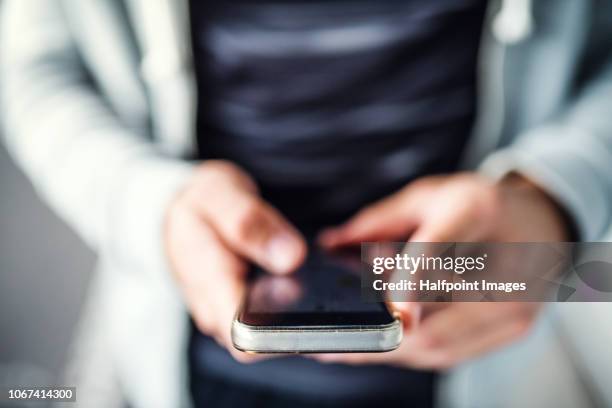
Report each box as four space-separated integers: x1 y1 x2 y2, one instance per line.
231 318 402 353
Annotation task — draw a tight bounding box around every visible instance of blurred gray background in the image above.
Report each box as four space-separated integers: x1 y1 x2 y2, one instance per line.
0 141 94 386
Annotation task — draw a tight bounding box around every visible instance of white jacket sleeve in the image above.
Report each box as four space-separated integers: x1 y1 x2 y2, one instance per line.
0 0 194 279
481 58 612 241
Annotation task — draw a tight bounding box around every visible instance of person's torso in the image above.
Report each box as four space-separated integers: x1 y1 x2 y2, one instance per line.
189 0 486 402
192 0 486 232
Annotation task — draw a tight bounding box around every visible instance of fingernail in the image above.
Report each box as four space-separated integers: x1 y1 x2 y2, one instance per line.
267 233 301 273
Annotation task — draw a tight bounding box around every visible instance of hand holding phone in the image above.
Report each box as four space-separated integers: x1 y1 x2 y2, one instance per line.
165 161 307 362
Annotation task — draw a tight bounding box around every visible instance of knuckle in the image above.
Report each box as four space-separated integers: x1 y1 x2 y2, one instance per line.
507 302 534 317
196 161 258 193
493 303 522 321
513 317 534 337
189 165 231 199
498 301 516 311
196 160 233 180
481 187 503 218
469 182 500 218
448 175 499 215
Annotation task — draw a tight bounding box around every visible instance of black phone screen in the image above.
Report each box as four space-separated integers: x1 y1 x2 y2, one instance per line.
237 249 395 327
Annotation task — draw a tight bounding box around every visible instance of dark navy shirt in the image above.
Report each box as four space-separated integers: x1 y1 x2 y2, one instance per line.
189 0 486 402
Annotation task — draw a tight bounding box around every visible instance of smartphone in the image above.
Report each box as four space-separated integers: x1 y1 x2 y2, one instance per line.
232 249 402 353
